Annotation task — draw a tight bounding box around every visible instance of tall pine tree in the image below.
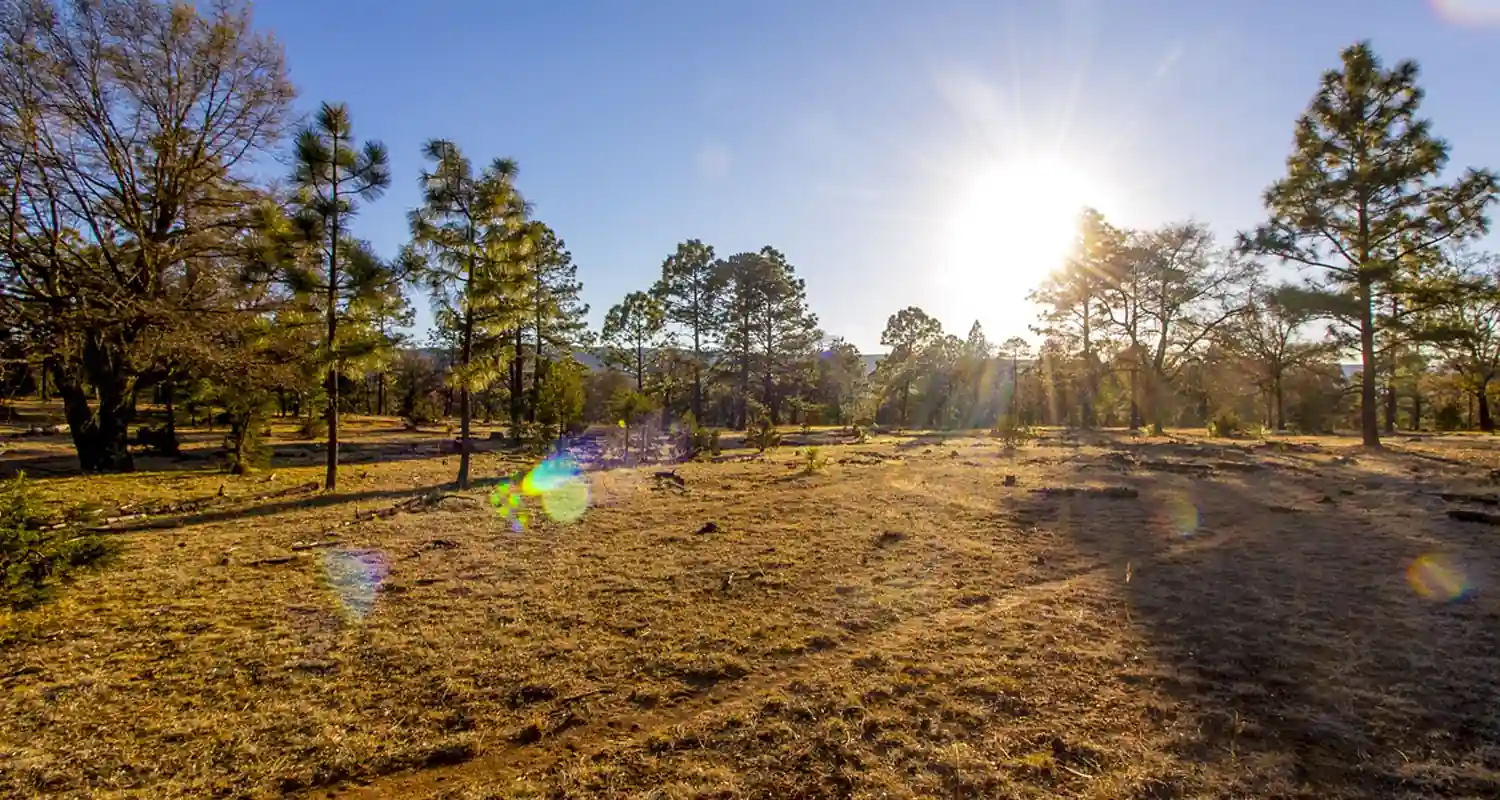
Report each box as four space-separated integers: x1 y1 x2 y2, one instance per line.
652 239 718 421
288 102 391 489
601 291 666 393
406 141 529 488
1239 42 1497 447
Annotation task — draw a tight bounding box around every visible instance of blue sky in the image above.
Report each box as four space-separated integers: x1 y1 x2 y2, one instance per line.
252 0 1500 352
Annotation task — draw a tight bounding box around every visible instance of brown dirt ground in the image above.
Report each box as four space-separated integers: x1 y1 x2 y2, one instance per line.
3 419 1500 798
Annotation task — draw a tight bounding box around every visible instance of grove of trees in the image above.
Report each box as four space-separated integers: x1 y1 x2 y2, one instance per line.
2 0 1497 485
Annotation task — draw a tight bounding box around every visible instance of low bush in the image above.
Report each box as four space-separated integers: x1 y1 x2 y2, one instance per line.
1 474 113 610
801 446 827 474
993 411 1034 449
1209 410 1244 438
751 419 781 452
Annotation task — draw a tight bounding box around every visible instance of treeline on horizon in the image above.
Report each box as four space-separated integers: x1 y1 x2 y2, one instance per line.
2 0 1498 492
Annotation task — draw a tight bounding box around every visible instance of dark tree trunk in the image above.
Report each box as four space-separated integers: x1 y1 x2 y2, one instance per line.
1410 390 1423 432
377 373 386 417
1357 280 1380 447
691 325 703 422
1479 379 1494 433
457 308 474 490
55 366 135 473
528 358 548 424
510 328 525 444
1128 367 1141 430
1273 372 1285 432
161 374 180 455
1384 381 1397 434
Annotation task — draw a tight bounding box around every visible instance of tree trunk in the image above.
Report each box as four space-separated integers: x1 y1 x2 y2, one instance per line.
691 326 703 422
457 306 474 490
161 374 180 455
1272 372 1285 432
1410 390 1422 431
1384 380 1397 434
1357 280 1380 447
324 365 339 490
55 367 134 473
510 328 525 444
377 372 386 417
1479 379 1494 433
900 379 911 428
1128 367 1141 430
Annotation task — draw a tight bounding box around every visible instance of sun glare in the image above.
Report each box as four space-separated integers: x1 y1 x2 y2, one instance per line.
944 157 1099 293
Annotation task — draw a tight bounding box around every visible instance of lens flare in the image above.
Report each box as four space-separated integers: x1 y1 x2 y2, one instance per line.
322 548 389 621
1407 553 1472 602
489 478 529 532
1157 491 1200 538
522 453 590 524
1433 0 1500 25
490 448 593 531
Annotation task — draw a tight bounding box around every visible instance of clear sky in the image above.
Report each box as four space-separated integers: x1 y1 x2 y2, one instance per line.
251 0 1500 353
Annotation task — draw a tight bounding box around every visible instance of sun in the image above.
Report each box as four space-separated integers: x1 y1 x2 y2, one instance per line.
943 156 1099 292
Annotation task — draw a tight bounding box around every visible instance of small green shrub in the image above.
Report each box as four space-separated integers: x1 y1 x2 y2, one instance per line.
1209 410 1243 438
851 423 869 444
709 429 722 457
298 411 328 440
993 411 1034 449
801 446 827 474
751 419 781 452
1 474 113 610
224 394 275 474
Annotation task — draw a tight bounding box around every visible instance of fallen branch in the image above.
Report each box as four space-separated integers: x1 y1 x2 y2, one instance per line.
1448 509 1500 525
290 540 339 551
1435 492 1500 506
556 688 612 705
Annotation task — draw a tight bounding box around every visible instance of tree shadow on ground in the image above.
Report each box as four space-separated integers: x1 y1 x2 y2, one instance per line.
1001 448 1500 797
0 434 529 480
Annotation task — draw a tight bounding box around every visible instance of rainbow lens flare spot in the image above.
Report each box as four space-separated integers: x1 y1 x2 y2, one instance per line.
1407 553 1472 602
521 453 590 524
321 548 389 621
489 480 528 532
1159 491 1200 538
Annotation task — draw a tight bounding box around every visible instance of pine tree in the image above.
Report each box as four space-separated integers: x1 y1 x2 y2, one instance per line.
287 102 391 489
602 291 666 393
652 240 718 421
1412 248 1500 431
750 248 820 424
406 141 529 488
877 307 943 428
1239 42 1497 447
710 253 763 428
521 225 589 424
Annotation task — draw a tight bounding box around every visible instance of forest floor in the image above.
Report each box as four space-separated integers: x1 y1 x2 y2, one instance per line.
3 414 1500 798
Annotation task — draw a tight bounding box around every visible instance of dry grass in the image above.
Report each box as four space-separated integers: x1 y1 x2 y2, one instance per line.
3 420 1500 798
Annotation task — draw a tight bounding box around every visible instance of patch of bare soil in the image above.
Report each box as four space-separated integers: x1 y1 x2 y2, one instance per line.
3 429 1499 798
